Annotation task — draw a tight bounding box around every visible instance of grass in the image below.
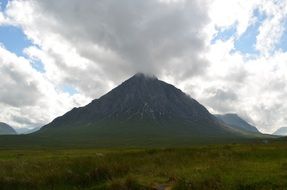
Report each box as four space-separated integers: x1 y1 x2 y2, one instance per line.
0 142 287 189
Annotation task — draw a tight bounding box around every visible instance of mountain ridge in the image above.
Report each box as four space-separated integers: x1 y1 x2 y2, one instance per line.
41 73 215 128
0 122 17 135
273 127 287 136
215 113 260 133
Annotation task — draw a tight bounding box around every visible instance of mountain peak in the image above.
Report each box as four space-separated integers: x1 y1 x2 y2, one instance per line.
215 113 259 133
131 72 158 80
115 72 164 95
224 113 239 117
43 73 216 129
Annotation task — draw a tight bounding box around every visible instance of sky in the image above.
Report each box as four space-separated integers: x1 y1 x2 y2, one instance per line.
0 0 287 133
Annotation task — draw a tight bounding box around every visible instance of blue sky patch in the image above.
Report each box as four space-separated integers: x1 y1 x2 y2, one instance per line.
61 84 78 95
276 21 287 52
211 24 237 44
234 25 259 54
0 25 46 73
30 59 45 73
234 9 266 55
0 0 8 11
0 25 32 57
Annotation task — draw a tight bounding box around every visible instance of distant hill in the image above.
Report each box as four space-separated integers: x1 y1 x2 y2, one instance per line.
31 73 264 146
15 127 42 134
215 113 260 133
0 122 17 135
273 127 287 136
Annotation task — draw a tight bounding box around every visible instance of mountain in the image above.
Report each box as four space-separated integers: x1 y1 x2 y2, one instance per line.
215 114 260 133
34 73 263 146
0 122 17 135
273 127 287 136
15 127 42 134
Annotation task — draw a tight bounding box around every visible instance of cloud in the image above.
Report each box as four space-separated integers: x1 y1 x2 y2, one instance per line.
0 46 91 128
201 87 238 113
6 0 210 81
207 0 260 38
0 46 42 107
256 0 287 55
193 38 287 132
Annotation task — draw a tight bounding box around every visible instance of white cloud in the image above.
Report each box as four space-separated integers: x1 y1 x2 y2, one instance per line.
0 46 90 129
207 0 260 38
176 0 285 133
256 0 287 55
6 0 210 81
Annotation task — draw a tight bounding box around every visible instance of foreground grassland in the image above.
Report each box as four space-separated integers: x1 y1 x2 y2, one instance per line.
0 142 287 190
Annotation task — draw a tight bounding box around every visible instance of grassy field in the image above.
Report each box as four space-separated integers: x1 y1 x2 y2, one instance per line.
0 142 287 190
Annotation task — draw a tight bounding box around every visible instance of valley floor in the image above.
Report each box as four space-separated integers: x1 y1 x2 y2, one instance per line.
0 142 287 190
